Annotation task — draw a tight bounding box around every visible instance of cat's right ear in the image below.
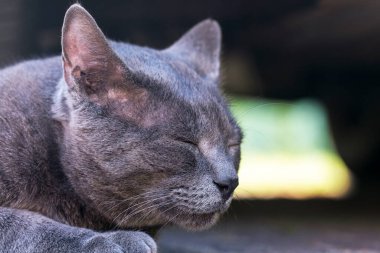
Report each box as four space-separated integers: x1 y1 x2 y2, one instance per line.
165 19 221 82
61 4 124 94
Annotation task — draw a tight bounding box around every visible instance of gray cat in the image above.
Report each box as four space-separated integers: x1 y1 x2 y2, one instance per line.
0 4 241 253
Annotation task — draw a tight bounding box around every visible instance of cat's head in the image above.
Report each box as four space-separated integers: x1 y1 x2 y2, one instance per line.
55 4 241 231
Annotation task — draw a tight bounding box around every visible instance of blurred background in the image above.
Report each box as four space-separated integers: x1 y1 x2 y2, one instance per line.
1 0 379 252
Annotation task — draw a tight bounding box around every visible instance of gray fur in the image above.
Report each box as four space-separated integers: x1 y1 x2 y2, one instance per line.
0 4 241 252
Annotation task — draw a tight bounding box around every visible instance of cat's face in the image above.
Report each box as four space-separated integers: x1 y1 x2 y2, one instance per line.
57 4 241 231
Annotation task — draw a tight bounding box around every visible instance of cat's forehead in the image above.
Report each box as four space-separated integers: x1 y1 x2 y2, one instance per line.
108 41 237 133
110 41 218 103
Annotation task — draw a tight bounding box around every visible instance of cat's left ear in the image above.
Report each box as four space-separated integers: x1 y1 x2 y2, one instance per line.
166 19 221 81
61 4 124 95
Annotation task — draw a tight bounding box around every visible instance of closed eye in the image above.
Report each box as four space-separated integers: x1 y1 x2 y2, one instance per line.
174 137 198 147
228 142 241 149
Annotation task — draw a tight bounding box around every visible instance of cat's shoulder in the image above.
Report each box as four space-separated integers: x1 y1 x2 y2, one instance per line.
0 56 63 118
0 56 62 96
0 56 61 80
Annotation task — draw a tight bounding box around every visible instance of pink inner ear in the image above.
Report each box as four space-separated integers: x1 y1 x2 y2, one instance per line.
63 25 99 70
61 5 127 93
63 34 81 68
62 4 111 73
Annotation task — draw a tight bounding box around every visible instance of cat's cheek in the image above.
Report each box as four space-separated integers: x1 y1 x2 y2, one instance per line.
144 144 197 172
229 147 241 171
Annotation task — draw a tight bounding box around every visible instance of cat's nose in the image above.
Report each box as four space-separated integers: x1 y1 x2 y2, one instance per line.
213 177 239 200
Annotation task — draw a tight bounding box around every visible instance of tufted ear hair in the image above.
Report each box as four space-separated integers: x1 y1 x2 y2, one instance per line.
61 4 125 95
166 19 222 81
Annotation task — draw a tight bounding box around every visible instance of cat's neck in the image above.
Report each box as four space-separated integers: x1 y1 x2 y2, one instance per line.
51 78 71 123
47 80 114 229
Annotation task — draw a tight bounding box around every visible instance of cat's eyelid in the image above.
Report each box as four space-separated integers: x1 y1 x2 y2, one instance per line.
182 140 198 146
227 136 241 148
173 136 198 146
228 142 240 148
228 130 243 147
180 139 198 146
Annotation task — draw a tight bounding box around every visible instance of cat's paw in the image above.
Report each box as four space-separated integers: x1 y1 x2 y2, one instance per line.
102 230 157 253
81 234 124 253
81 231 156 253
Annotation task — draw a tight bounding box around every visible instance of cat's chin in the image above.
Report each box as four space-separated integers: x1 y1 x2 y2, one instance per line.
158 197 233 231
162 212 221 231
169 211 221 231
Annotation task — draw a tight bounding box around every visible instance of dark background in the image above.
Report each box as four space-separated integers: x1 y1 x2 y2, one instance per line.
1 0 379 198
